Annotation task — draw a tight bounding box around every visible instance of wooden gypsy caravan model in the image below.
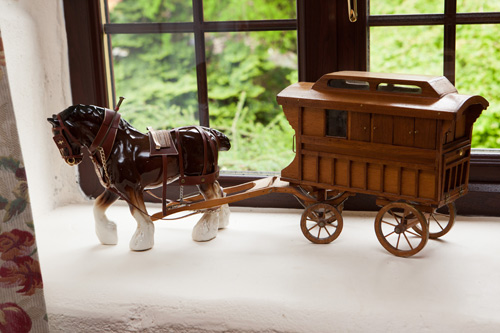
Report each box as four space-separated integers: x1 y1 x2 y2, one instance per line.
277 71 488 257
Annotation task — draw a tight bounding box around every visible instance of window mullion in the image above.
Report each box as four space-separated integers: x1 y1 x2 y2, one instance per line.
192 0 210 127
443 0 457 85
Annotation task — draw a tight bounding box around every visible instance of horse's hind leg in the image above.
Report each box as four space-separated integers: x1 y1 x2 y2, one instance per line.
192 181 230 242
94 189 120 245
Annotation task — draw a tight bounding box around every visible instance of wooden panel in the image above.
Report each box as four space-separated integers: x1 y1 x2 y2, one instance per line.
319 157 333 184
351 161 366 189
349 112 371 141
281 106 300 133
334 159 349 186
302 107 325 136
418 171 436 200
393 116 414 146
372 114 393 144
367 164 382 191
401 169 416 197
383 166 399 194
444 120 455 144
414 118 437 149
455 116 466 140
280 155 300 181
302 154 317 182
301 136 437 168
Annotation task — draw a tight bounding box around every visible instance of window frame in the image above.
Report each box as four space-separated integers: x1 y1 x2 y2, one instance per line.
63 0 500 216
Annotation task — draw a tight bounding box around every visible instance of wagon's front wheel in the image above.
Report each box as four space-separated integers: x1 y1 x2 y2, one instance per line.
374 202 428 257
301 203 343 244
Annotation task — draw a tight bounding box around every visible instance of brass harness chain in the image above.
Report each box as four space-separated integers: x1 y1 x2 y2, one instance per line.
94 146 111 187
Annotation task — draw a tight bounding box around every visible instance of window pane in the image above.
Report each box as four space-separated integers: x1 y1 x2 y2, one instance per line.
107 0 193 23
326 110 347 138
457 0 500 13
203 0 296 21
206 31 297 172
456 24 500 148
370 0 443 15
370 25 443 76
110 33 198 131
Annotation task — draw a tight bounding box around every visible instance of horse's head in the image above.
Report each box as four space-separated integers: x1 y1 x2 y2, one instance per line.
47 105 103 166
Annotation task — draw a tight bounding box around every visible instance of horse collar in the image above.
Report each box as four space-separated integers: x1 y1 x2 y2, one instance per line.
89 108 121 162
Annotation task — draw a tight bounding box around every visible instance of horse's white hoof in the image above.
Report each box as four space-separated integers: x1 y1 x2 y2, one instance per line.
192 209 219 242
129 224 155 251
96 220 118 245
218 204 230 229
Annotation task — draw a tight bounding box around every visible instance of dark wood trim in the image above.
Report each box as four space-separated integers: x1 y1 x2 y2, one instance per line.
444 0 457 84
63 0 109 106
297 0 367 81
369 12 500 27
104 22 195 34
456 12 500 24
369 14 445 26
104 20 297 34
192 0 210 127
64 0 110 194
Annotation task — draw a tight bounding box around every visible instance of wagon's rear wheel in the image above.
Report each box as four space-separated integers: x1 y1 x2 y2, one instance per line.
301 203 343 244
413 203 456 239
374 202 428 257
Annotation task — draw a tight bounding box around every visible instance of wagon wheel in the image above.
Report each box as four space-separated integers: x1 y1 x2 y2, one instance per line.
374 202 429 257
300 203 343 244
413 203 456 239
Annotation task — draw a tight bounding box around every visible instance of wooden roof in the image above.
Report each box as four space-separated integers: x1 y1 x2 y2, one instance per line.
277 71 489 120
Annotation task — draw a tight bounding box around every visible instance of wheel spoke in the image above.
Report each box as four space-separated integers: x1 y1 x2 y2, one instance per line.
323 226 332 237
307 224 319 232
395 234 401 249
431 215 445 231
381 220 398 227
390 210 401 224
403 232 414 250
384 230 396 238
405 229 422 238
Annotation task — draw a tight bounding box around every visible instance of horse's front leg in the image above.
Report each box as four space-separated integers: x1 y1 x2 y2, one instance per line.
94 189 119 245
125 188 155 251
192 181 230 241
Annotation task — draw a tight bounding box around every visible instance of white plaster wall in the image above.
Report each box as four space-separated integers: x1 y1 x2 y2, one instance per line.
0 0 86 219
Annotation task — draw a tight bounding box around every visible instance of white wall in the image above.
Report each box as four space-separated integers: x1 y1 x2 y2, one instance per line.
0 0 86 219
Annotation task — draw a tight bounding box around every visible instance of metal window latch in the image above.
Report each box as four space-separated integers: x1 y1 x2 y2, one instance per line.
348 0 358 22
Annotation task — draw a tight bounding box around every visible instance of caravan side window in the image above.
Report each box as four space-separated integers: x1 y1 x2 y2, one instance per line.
326 109 347 138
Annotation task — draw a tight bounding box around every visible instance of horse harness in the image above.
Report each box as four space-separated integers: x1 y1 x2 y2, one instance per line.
148 126 220 215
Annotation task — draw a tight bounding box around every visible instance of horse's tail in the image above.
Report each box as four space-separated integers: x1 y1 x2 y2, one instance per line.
207 128 231 151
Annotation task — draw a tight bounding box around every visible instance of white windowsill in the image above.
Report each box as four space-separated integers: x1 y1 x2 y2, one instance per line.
36 204 500 332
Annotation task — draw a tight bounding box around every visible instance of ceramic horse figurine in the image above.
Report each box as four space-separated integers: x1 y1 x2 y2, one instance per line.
47 104 231 251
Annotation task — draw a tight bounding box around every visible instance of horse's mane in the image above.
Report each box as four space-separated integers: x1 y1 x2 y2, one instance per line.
69 104 144 135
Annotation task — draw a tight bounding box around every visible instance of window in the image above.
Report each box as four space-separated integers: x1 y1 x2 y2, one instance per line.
103 0 297 173
63 0 500 215
326 110 347 138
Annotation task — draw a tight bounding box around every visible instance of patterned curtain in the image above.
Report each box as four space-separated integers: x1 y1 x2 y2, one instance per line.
0 32 49 332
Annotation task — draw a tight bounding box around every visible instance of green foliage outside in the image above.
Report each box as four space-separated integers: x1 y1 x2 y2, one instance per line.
108 0 500 174
370 0 500 147
108 0 297 172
